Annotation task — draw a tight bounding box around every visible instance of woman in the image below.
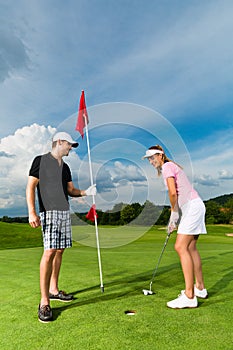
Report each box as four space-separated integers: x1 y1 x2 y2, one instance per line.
142 145 207 308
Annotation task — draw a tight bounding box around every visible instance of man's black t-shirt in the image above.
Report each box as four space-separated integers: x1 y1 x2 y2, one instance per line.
29 153 72 212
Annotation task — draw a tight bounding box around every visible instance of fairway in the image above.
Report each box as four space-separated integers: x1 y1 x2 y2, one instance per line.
0 223 233 349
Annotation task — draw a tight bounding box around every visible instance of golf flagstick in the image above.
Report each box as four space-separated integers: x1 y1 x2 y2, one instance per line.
84 114 104 293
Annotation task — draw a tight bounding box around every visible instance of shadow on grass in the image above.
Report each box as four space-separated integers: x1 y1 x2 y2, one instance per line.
53 250 233 319
206 268 233 299
52 262 180 320
197 251 233 307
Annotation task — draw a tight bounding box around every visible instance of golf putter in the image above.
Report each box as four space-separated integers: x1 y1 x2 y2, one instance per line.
142 229 171 296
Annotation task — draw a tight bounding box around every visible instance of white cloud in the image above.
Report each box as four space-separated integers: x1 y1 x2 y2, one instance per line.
194 175 219 187
187 127 233 199
69 152 153 212
110 161 146 184
0 124 56 212
91 160 149 211
218 170 233 180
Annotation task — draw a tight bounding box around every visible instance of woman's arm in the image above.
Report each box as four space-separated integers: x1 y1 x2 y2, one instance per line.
166 177 178 211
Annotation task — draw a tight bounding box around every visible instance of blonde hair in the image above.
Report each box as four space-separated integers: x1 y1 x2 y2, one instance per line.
148 145 182 176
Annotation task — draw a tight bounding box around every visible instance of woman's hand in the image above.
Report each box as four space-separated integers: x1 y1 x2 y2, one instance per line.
167 211 179 233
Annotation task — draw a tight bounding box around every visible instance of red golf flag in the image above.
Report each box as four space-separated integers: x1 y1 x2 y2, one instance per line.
86 204 98 222
76 90 89 138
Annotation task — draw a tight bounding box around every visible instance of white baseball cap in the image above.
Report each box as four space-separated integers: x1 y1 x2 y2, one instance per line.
52 132 79 148
142 149 164 159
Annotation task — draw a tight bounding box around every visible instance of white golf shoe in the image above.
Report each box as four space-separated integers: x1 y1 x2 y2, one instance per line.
167 293 198 309
181 286 208 299
194 285 208 299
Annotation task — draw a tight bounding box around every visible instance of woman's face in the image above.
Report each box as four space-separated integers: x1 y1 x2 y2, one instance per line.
148 154 163 168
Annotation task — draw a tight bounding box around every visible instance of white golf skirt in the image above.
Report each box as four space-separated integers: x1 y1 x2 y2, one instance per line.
177 198 207 235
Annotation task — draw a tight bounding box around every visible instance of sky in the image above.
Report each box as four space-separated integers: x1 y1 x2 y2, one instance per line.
1 0 233 217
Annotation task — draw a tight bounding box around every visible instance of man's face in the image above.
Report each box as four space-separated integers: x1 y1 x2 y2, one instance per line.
61 140 73 156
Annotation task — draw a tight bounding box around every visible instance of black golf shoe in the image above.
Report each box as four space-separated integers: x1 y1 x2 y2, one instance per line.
38 304 53 323
49 290 73 302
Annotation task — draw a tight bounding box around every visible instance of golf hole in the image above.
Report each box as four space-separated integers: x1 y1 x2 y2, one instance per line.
124 310 136 315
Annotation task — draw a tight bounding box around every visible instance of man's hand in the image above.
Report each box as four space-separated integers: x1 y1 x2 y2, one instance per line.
85 184 97 196
29 213 41 228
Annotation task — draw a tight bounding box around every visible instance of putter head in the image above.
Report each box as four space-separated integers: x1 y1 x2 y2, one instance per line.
142 289 154 296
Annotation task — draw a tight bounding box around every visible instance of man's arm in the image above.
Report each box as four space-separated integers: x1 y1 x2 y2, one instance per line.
26 176 41 228
67 181 86 197
67 182 96 197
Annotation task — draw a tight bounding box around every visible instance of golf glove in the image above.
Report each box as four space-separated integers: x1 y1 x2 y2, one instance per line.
85 184 97 196
168 211 179 233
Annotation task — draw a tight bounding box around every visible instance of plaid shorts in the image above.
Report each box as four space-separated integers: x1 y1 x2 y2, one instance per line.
40 210 72 250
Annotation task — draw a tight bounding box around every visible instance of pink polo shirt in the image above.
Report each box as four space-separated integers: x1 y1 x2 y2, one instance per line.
162 162 199 208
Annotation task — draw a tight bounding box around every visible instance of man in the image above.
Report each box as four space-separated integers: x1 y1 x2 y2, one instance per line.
26 131 96 323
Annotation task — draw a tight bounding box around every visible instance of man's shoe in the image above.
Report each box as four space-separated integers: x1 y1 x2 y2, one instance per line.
167 293 198 309
49 290 73 302
38 304 53 323
194 285 208 299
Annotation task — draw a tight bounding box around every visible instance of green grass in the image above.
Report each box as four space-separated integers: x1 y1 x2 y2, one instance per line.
0 222 42 249
0 222 233 349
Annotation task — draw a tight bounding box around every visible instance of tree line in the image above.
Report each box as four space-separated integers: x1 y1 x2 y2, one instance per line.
75 196 233 226
74 201 170 226
1 193 233 225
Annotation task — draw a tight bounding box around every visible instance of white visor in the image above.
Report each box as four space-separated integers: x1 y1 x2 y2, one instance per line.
142 149 164 159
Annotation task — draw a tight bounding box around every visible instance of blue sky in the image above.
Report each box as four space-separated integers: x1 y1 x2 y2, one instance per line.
1 0 233 216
